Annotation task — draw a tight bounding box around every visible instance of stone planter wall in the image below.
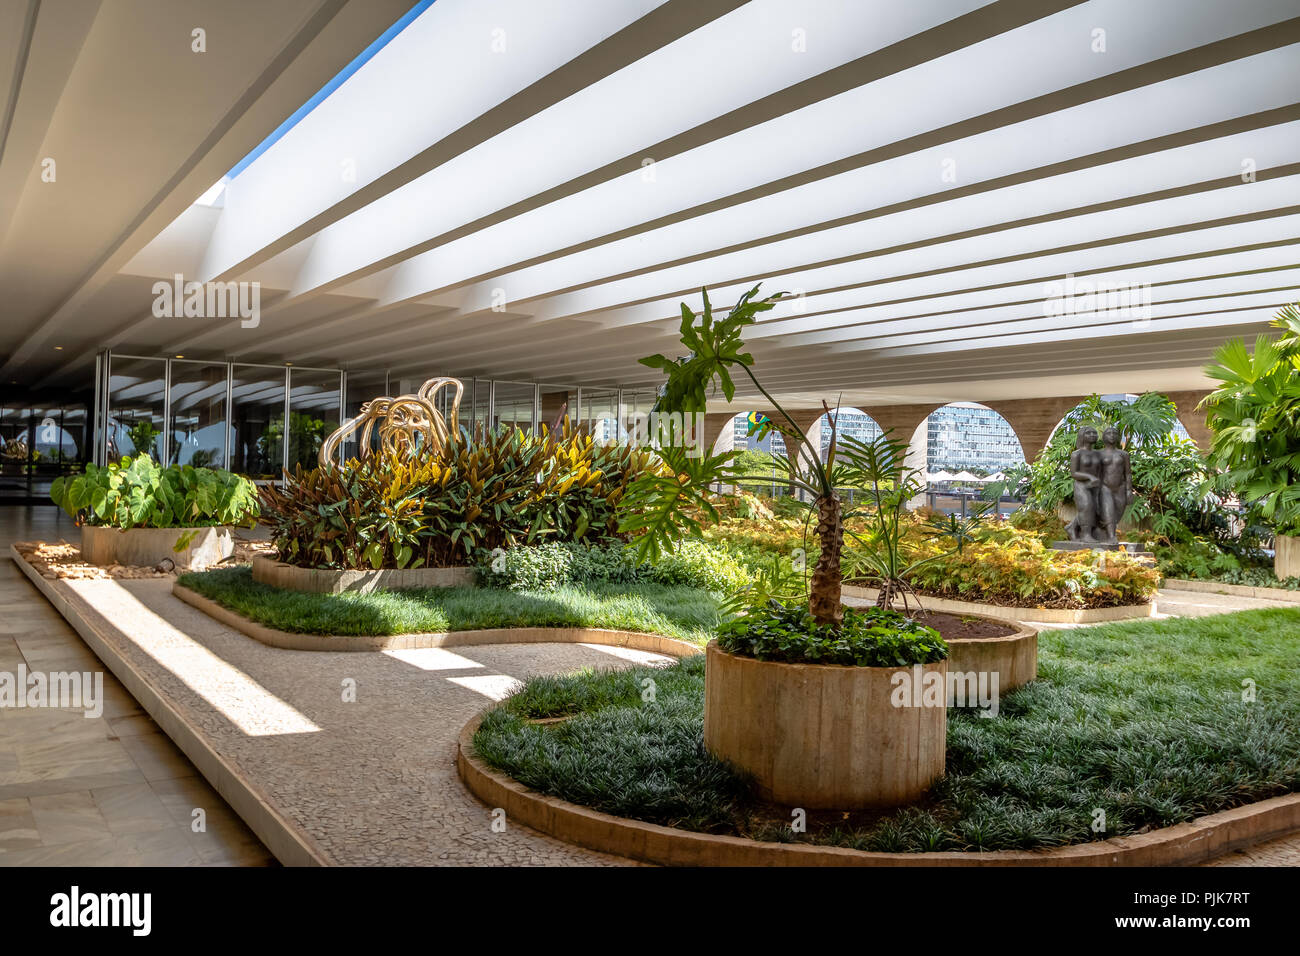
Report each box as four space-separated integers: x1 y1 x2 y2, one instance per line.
842 584 1153 624
251 553 476 593
81 525 233 570
1276 535 1300 581
703 642 946 809
945 624 1038 694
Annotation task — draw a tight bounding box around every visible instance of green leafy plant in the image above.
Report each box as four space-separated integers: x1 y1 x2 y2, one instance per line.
480 540 748 593
260 420 660 570
716 600 946 667
1200 303 1300 535
50 454 258 530
625 285 969 662
837 430 987 611
124 420 161 460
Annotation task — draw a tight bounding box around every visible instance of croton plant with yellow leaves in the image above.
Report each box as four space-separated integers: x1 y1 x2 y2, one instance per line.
259 419 661 570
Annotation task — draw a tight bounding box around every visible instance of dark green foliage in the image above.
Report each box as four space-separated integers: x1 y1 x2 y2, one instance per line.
474 656 752 831
50 454 258 529
716 599 947 667
178 565 721 642
479 540 749 593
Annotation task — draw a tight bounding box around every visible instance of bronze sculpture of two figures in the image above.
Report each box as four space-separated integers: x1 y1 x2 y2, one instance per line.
1066 425 1133 546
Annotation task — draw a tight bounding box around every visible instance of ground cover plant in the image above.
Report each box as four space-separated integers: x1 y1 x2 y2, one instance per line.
50 454 258 529
473 607 1300 851
178 565 720 643
479 540 749 594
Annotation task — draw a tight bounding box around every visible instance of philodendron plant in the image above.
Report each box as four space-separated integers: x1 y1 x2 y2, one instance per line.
1200 303 1300 536
621 284 982 627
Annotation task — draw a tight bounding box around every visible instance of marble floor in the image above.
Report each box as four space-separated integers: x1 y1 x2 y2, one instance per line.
0 505 273 866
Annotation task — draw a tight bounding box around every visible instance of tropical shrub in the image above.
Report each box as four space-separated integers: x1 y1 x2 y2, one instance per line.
50 454 258 529
1201 303 1300 535
259 422 660 570
1152 537 1298 589
124 420 162 459
902 531 1159 608
626 284 976 640
480 540 749 593
716 600 946 667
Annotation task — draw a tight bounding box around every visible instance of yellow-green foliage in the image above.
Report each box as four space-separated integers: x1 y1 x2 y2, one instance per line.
699 495 1158 608
854 520 1159 608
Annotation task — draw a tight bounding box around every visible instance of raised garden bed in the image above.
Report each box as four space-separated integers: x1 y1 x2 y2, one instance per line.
468 606 1300 857
81 524 233 571
1162 578 1300 603
251 553 475 593
842 584 1154 624
176 565 720 645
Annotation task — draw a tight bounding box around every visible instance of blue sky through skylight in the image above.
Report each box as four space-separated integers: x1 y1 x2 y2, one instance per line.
225 0 437 179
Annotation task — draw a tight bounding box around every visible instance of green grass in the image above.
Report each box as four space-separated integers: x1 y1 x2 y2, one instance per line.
473 607 1300 851
178 565 721 643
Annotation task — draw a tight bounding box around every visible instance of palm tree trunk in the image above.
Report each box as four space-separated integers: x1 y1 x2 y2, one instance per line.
809 491 844 625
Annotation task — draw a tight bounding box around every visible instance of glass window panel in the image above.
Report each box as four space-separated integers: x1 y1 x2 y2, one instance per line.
578 388 619 443
538 385 573 433
493 382 535 434
288 368 341 472
343 370 388 462
231 365 286 480
0 408 31 495
468 379 490 437
108 356 166 461
169 361 229 468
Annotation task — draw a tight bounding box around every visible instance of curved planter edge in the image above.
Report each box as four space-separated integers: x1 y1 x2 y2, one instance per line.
1163 577 1300 604
250 553 476 593
457 713 1300 867
173 582 704 656
842 584 1154 623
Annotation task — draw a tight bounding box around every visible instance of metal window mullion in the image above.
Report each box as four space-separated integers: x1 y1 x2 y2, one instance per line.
338 369 346 465
224 362 233 470
92 352 103 465
162 358 172 465
282 366 291 479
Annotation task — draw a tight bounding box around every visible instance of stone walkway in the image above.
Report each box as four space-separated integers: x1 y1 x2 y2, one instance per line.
0 509 272 866
20 564 661 866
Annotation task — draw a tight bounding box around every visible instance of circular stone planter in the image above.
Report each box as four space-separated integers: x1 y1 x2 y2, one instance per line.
81 524 233 570
942 618 1038 695
703 642 946 809
251 553 476 593
1276 535 1300 580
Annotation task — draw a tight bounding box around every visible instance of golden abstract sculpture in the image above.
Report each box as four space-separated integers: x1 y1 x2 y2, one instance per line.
319 377 463 468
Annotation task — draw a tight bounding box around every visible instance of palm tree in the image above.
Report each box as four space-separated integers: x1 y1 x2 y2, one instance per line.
621 285 981 626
